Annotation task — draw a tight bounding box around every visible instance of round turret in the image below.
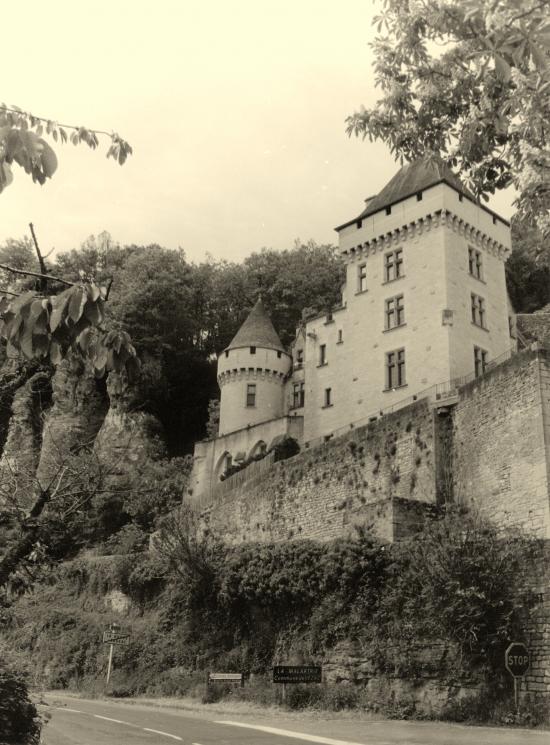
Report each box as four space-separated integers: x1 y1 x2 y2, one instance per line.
217 298 291 436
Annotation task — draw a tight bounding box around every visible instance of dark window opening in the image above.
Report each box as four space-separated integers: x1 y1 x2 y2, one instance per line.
385 294 405 329
471 293 486 328
474 346 488 377
277 351 282 358
324 387 332 407
357 219 362 229
385 206 392 216
416 191 423 201
246 383 256 407
358 263 367 293
384 248 403 282
319 344 327 366
293 382 305 409
386 348 406 389
250 346 256 354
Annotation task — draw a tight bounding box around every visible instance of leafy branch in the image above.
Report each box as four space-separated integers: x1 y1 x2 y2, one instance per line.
0 103 132 193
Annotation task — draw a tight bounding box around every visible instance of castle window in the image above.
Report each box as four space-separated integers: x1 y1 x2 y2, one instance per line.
294 348 304 369
459 193 464 202
357 219 362 229
471 293 486 328
250 346 256 354
246 383 256 407
385 348 406 389
385 294 405 330
385 206 392 216
474 346 488 377
358 263 367 293
337 329 343 344
319 344 327 366
416 191 423 201
468 246 483 280
324 387 332 407
384 248 403 282
277 351 282 358
225 350 229 358
293 382 305 408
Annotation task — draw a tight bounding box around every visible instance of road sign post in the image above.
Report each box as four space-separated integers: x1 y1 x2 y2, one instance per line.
505 642 530 712
103 624 130 687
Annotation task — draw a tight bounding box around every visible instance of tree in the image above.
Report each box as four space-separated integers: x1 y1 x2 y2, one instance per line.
346 0 550 234
0 104 132 192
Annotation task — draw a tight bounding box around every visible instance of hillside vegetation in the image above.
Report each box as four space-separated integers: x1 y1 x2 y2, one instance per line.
0 227 548 739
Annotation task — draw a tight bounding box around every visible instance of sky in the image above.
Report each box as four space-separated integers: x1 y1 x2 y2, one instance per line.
1 0 516 265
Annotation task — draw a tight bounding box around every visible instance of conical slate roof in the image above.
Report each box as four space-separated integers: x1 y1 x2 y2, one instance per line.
225 297 286 353
336 155 476 230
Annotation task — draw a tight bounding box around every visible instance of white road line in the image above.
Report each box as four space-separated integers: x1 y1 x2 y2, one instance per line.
55 707 83 713
94 714 132 725
216 721 378 745
143 728 183 741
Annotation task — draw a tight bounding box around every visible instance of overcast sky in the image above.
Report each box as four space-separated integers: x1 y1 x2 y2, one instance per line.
2 0 515 264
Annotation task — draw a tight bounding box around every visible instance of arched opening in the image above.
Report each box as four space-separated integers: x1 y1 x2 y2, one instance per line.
215 450 233 481
249 440 267 461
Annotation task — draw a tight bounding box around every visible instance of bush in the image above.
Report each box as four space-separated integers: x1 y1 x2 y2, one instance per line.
0 664 41 744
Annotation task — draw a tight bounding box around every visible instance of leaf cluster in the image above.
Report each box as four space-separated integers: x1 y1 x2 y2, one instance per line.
0 103 132 193
347 0 550 231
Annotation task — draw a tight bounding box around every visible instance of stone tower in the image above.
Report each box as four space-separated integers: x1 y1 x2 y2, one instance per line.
217 297 291 437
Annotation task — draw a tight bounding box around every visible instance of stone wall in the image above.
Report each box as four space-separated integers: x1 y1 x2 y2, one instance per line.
201 399 437 543
451 348 550 538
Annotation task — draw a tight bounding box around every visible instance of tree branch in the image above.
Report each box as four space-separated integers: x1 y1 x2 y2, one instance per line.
0 263 74 287
28 223 48 293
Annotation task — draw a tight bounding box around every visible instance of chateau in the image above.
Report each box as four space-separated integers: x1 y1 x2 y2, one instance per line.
192 156 515 500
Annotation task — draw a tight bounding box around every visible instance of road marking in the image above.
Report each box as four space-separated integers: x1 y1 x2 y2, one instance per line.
55 707 83 713
215 721 372 745
94 714 132 725
143 728 183 741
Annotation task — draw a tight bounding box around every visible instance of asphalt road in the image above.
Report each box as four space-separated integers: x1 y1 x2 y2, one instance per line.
41 694 549 745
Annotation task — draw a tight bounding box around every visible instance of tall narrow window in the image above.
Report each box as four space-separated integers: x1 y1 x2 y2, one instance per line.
292 383 305 409
471 294 486 328
358 263 367 293
295 348 304 369
319 344 327 366
386 348 406 389
324 387 332 407
474 346 488 377
468 246 483 279
246 383 256 407
337 329 343 343
250 346 256 354
385 295 405 329
384 248 403 282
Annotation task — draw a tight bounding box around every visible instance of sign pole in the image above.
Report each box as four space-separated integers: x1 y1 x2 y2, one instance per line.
282 682 286 705
106 643 114 685
514 677 519 714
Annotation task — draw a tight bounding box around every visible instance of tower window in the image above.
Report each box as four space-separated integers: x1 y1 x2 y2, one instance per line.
246 383 256 407
385 294 405 330
386 348 406 389
337 329 343 344
319 344 327 366
225 350 229 358
277 351 282 358
468 246 483 279
357 219 362 229
385 206 392 216
474 346 488 377
358 263 367 293
384 248 403 282
295 349 304 369
250 346 256 354
471 293 486 328
416 191 423 201
324 387 332 407
293 382 305 409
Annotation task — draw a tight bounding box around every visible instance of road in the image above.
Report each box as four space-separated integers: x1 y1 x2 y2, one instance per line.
41 694 548 745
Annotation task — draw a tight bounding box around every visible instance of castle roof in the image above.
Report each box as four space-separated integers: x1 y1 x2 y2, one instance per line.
225 297 286 354
335 155 506 231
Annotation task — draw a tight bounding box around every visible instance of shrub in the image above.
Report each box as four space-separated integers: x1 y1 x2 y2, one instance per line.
0 654 41 744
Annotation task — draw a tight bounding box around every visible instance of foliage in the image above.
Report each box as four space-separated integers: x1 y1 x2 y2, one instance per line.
157 508 535 682
205 399 220 438
0 104 131 193
507 215 550 311
347 0 550 232
0 644 40 744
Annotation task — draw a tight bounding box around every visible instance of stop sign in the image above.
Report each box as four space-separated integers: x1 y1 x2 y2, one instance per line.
505 642 530 677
